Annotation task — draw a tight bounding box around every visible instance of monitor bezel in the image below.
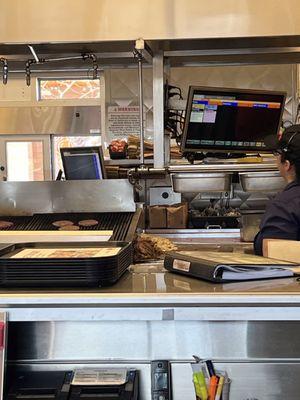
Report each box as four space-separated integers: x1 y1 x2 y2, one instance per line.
181 85 286 154
60 146 107 180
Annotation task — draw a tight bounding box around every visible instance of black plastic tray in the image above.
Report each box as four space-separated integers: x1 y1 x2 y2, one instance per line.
0 241 132 287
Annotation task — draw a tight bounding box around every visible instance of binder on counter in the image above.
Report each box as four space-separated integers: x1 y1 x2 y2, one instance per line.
164 250 300 283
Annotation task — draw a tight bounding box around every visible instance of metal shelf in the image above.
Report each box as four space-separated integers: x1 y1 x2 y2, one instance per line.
104 159 154 166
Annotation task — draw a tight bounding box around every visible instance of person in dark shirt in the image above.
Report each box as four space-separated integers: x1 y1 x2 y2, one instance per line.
254 124 300 255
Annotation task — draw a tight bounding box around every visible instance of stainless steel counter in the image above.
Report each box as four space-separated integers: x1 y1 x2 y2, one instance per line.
3 262 300 399
1 262 300 321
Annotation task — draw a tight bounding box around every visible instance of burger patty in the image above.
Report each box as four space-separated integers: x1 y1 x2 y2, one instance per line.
52 220 74 227
58 225 80 231
78 219 99 227
0 221 14 229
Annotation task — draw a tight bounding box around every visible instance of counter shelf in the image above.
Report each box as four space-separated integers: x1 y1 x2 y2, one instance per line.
2 262 300 399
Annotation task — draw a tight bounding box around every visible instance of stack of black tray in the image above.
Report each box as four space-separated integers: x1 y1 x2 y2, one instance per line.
0 242 132 287
6 369 139 400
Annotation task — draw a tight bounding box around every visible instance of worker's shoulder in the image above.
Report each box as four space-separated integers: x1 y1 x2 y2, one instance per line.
274 183 300 205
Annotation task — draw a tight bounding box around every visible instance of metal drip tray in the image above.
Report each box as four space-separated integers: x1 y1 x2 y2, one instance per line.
239 171 285 192
171 172 232 193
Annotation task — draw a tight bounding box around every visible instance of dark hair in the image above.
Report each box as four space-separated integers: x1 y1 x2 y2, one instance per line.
281 153 300 181
294 159 300 181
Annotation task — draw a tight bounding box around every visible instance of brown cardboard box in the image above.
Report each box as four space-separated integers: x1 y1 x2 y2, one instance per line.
263 239 300 263
148 206 167 229
167 203 188 229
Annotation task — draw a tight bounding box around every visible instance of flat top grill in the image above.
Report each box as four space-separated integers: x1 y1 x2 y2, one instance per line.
0 212 135 241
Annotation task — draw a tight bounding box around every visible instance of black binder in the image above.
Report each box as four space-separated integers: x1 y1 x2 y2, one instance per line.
164 250 299 283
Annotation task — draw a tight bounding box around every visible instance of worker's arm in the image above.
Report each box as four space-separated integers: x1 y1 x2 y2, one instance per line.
254 200 299 256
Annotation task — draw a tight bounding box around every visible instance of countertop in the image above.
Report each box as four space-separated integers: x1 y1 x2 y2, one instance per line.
0 262 300 301
1 261 300 321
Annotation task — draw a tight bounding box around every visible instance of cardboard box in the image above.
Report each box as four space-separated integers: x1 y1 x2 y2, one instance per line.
167 203 188 229
148 206 167 229
263 239 300 263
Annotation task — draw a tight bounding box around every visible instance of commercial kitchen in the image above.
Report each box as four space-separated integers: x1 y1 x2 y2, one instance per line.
0 1 300 399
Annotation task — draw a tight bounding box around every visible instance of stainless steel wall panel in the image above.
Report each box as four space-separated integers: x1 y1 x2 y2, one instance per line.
51 180 135 213
0 181 53 215
0 180 135 215
7 321 300 362
0 106 100 135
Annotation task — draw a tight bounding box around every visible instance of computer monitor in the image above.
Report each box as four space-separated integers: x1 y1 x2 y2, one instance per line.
60 146 106 180
181 86 286 154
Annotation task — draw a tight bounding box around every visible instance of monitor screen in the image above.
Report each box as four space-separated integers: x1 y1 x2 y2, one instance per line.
181 86 286 153
60 146 106 180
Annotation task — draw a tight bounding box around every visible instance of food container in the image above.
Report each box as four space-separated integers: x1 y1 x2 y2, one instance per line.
108 140 128 159
171 173 232 193
239 172 285 193
109 146 127 159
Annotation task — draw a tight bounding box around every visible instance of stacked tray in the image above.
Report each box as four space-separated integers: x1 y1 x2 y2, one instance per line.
0 241 132 287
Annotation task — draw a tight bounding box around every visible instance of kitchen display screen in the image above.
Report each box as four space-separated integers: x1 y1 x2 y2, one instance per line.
61 146 106 180
181 86 286 153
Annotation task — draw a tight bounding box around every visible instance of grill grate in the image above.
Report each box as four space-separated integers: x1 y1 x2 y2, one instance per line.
26 212 134 241
0 216 33 231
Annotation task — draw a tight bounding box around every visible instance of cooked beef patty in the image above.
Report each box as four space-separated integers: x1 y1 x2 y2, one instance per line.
52 220 74 227
0 221 14 229
78 219 99 227
58 225 80 231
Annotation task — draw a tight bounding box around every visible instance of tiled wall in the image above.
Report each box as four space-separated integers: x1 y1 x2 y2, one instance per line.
105 64 297 140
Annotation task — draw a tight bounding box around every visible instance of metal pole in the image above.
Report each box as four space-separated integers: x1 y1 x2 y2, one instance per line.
153 51 165 168
137 53 145 165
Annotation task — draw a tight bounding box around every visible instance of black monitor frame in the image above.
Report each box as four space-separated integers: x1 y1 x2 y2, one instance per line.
181 86 286 154
60 146 107 180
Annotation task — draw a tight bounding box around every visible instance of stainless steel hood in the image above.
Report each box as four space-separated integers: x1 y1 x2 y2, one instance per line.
0 0 300 44
0 1 300 69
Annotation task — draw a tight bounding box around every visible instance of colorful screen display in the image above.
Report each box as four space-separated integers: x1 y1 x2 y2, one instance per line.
181 87 286 153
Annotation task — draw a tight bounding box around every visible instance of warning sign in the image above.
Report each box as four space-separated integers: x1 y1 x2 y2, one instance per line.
107 106 140 140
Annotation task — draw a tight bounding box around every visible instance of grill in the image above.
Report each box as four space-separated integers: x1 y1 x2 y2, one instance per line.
0 212 139 241
0 216 33 231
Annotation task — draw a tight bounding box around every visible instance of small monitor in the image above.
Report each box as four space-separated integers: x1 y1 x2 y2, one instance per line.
60 146 106 180
181 86 286 154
